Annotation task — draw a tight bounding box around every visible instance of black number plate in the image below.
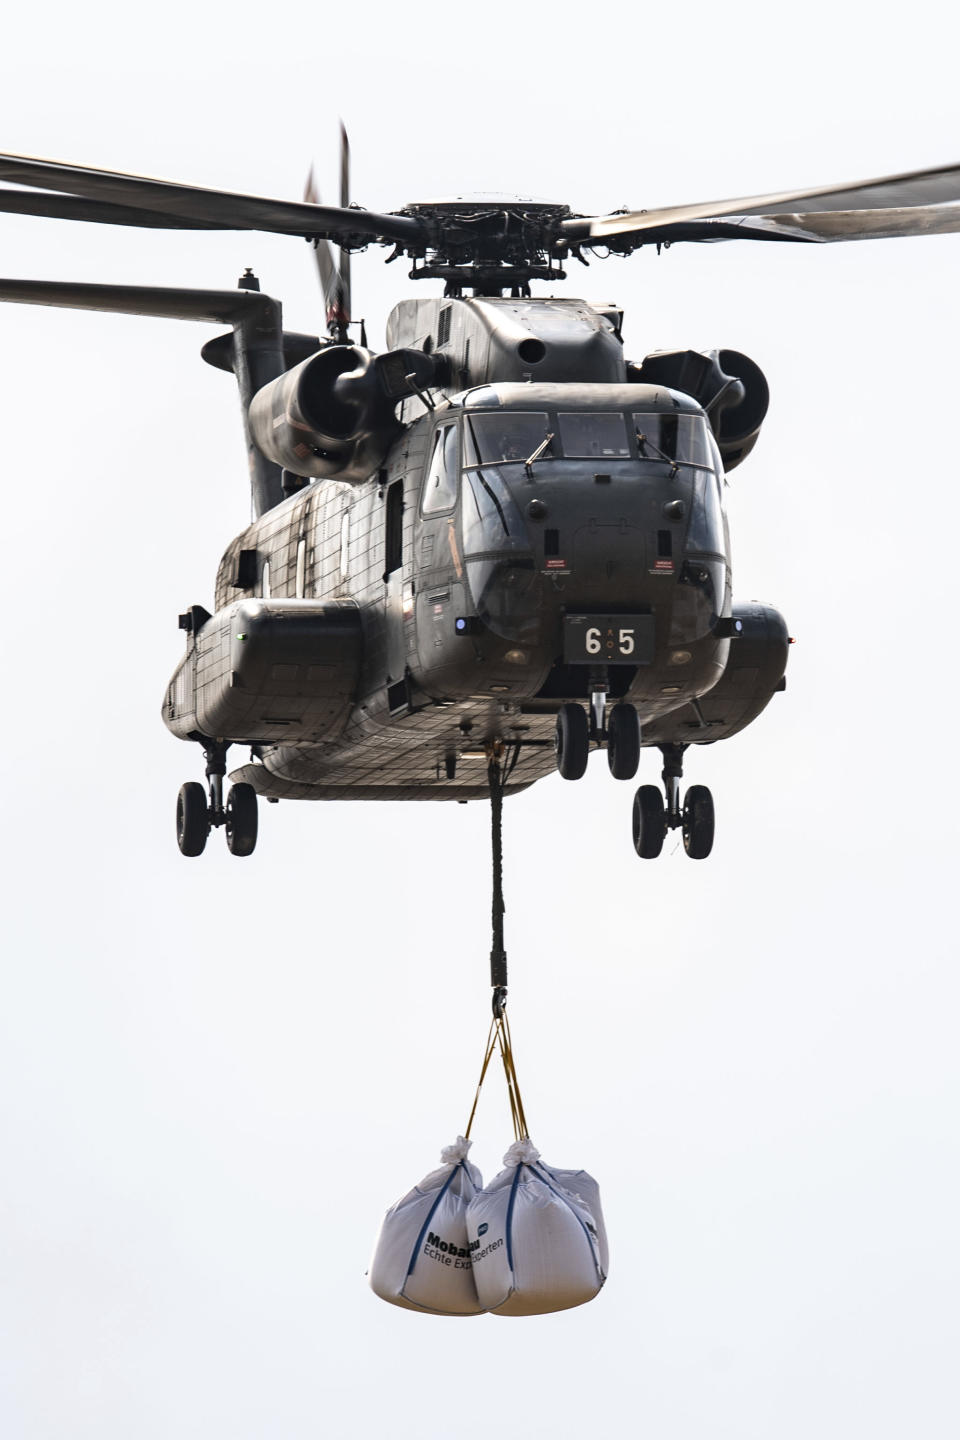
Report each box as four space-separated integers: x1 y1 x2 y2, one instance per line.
563 614 655 664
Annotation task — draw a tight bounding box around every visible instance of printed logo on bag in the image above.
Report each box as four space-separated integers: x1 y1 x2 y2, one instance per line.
470 1236 504 1263
423 1231 482 1270
425 1231 479 1258
477 1223 488 1236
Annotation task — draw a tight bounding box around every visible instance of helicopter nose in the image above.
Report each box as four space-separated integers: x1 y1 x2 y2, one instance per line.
570 518 649 597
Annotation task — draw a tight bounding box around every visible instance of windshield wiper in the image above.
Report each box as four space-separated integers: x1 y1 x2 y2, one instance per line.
524 432 555 476
475 470 510 535
636 429 678 476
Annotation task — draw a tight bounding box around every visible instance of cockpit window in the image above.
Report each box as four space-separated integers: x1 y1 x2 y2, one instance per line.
557 412 630 457
707 428 725 477
461 467 529 554
687 470 725 553
633 412 712 468
421 422 459 514
465 412 551 465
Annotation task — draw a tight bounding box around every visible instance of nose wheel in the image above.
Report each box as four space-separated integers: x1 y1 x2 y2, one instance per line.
555 703 590 780
632 744 714 859
554 686 642 783
606 703 641 780
175 739 259 857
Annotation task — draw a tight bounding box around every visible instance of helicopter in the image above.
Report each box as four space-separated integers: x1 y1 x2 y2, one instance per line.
1 142 959 860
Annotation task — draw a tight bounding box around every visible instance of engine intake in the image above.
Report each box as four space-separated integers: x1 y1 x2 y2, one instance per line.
248 344 438 483
628 348 769 472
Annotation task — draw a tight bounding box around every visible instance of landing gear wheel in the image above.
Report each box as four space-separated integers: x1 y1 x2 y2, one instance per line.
607 703 641 780
682 784 715 859
226 782 258 856
632 785 666 859
176 781 209 857
555 703 590 780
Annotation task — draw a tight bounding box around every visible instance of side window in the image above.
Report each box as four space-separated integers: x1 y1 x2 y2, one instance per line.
340 512 350 584
295 537 306 598
421 423 459 514
384 481 403 577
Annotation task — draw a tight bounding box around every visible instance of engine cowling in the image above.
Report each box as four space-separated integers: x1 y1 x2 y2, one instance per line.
248 344 437 483
627 347 769 472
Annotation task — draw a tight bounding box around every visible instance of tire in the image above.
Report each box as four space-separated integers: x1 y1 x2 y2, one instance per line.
682 784 715 859
226 782 258 856
176 781 209 857
555 703 590 780
606 703 641 780
632 785 666 858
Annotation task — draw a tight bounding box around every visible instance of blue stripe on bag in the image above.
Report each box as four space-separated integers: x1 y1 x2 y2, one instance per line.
504 1164 523 1275
405 1162 464 1278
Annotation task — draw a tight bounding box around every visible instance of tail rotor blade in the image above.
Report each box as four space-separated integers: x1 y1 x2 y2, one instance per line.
338 122 351 333
304 163 348 340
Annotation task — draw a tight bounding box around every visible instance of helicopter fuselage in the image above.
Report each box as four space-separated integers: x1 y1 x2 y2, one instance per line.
164 372 788 802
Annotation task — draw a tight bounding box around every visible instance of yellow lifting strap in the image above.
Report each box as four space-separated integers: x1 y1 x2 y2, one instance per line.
464 1010 530 1144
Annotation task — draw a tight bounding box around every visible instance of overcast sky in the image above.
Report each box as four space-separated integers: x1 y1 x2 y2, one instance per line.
1 5 959 1438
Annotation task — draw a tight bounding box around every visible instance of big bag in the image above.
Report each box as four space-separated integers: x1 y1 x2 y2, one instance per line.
369 1137 485 1315
466 1139 607 1316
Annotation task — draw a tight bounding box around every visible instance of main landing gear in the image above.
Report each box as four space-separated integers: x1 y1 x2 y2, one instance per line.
632 743 714 860
176 739 258 857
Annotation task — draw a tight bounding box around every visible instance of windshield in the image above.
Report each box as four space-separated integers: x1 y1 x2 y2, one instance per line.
461 467 530 553
465 412 552 465
557 412 630 457
633 412 712 467
460 459 537 643
465 407 714 465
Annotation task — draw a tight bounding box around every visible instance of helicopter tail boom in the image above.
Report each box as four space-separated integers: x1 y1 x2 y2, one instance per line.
0 275 287 517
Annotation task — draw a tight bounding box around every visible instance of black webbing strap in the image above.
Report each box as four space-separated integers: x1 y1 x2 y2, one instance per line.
488 753 508 1016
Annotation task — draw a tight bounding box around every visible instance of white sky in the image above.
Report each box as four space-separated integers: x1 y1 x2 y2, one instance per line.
1 5 959 1438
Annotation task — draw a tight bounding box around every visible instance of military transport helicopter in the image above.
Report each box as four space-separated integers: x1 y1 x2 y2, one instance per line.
2 142 959 860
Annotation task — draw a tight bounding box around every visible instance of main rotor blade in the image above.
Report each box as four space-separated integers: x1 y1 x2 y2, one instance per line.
0 276 280 324
578 204 960 248
0 187 227 229
0 151 424 246
562 160 960 244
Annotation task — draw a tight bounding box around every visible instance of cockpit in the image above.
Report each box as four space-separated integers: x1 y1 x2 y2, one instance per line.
418 384 727 643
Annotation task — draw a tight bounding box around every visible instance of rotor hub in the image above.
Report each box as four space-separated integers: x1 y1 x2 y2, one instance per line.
398 198 579 293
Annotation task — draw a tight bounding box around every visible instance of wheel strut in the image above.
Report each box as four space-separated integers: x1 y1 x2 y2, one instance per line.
660 743 686 828
202 740 229 827
588 665 608 741
634 742 714 859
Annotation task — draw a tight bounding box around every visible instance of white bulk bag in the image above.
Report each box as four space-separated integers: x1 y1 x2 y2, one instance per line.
466 1139 607 1316
537 1162 609 1276
369 1137 485 1316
